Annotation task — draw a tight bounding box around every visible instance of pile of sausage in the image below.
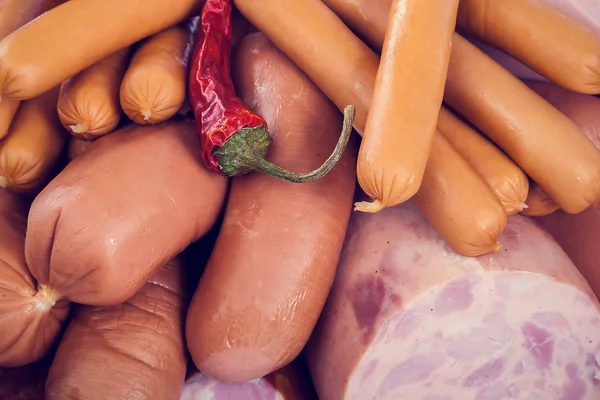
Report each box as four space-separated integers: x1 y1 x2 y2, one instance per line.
1 0 600 399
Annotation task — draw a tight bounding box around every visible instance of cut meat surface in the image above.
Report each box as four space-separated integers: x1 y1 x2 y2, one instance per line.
306 199 600 400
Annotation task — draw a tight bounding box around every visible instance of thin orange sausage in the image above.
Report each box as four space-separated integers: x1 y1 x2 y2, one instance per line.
354 0 459 213
57 48 131 139
0 0 202 100
444 35 600 214
0 100 20 139
120 22 196 125
437 106 529 215
412 133 507 256
521 181 560 217
456 0 600 94
0 87 68 195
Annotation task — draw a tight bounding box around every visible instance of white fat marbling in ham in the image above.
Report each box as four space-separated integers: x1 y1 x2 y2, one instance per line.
306 202 600 400
180 372 282 400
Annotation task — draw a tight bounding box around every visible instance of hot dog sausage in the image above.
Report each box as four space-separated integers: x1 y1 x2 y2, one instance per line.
306 200 600 400
186 33 357 383
57 48 131 139
0 0 202 100
456 0 600 94
120 22 196 125
0 87 68 195
25 121 227 306
235 0 506 255
46 257 189 400
354 0 459 213
521 180 560 217
66 136 94 162
437 106 529 215
0 188 70 367
445 35 600 214
0 100 20 139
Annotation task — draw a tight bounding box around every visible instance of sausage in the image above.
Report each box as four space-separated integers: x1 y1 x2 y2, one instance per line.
0 0 202 101
0 188 70 367
66 136 94 162
185 33 357 383
527 82 600 298
521 180 560 217
0 87 68 195
412 133 507 256
0 99 20 139
305 200 600 400
456 0 600 94
46 257 189 400
57 48 131 139
24 120 227 306
445 35 600 214
120 22 196 125
235 0 505 255
354 0 459 213
437 106 529 215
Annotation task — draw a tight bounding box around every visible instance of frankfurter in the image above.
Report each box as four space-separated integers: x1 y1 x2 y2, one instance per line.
25 121 227 306
0 100 19 139
186 33 357 382
306 200 600 399
521 181 560 217
234 0 506 256
456 0 600 94
437 106 529 215
0 87 68 195
46 257 189 400
57 48 131 139
0 188 70 367
0 0 202 100
354 0 459 213
120 22 196 125
66 136 94 162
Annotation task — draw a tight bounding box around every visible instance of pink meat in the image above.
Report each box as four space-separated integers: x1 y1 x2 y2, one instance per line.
305 201 600 400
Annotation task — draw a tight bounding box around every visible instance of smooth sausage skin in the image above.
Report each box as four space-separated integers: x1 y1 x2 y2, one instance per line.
186 33 357 383
25 121 227 306
437 106 529 215
0 99 20 139
306 201 600 400
0 0 202 100
57 48 131 139
46 257 189 400
120 22 195 125
0 87 68 195
0 188 70 367
0 0 66 39
521 180 560 217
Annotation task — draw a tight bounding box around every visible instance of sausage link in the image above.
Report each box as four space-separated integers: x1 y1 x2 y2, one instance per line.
186 33 357 383
521 180 560 217
0 0 202 100
437 106 529 215
120 22 196 125
0 99 20 139
66 136 94 162
46 258 188 400
0 87 68 195
57 48 131 139
457 0 600 94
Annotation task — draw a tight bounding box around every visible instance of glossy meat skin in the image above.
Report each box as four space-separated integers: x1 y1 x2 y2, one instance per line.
306 198 600 399
25 121 227 306
186 33 357 382
46 257 189 400
0 188 70 367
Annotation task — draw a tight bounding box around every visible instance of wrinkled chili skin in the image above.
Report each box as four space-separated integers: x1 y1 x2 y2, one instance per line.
189 0 266 173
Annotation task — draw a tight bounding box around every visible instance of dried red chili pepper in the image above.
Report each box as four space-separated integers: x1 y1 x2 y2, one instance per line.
189 0 355 183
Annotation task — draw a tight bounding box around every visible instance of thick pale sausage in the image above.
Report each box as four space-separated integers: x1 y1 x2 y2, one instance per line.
0 87 68 195
445 35 600 214
25 121 227 306
66 136 94 161
437 106 529 215
456 0 600 94
181 359 318 399
235 0 505 255
306 200 600 400
521 181 560 217
0 99 20 139
46 257 189 400
186 33 357 383
120 22 196 125
57 48 130 139
0 188 70 367
0 0 202 100
354 0 459 212
412 133 507 256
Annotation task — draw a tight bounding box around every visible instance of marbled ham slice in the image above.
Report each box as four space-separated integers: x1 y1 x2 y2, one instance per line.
306 201 600 400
